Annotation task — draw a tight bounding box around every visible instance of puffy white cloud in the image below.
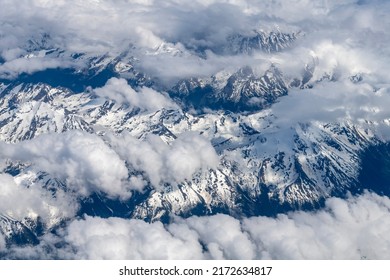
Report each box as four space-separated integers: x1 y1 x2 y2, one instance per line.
0 129 219 199
243 192 390 259
94 78 177 111
271 80 390 127
65 216 205 259
0 57 74 79
1 48 25 61
57 214 254 260
0 173 77 228
3 192 390 259
0 131 132 199
46 192 390 260
177 214 256 259
107 131 219 189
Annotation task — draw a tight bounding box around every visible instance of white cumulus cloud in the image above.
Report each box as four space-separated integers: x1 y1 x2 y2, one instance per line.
107 131 219 189
94 78 177 111
244 192 390 259
37 192 389 260
0 131 132 199
0 173 78 229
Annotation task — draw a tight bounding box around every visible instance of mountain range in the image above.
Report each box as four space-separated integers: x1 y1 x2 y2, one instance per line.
0 29 388 251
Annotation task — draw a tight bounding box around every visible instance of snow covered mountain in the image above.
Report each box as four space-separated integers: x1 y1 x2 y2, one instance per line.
0 17 389 253
225 30 300 54
170 65 288 112
0 214 39 247
0 58 385 246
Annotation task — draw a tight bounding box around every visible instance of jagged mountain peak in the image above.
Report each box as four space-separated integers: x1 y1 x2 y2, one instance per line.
225 29 301 55
170 64 288 112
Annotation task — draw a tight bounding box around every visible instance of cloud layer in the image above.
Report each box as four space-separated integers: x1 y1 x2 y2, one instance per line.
3 192 390 260
61 192 390 260
1 0 389 84
66 191 390 259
